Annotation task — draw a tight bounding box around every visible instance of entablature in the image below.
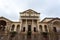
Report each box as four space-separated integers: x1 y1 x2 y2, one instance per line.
20 13 40 17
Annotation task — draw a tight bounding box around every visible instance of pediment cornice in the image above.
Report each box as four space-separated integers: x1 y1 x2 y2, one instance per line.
0 16 13 22
20 9 40 14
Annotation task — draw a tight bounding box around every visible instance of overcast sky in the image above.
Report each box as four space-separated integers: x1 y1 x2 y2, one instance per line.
0 0 60 21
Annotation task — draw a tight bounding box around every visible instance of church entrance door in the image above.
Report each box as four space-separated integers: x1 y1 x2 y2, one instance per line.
27 25 31 36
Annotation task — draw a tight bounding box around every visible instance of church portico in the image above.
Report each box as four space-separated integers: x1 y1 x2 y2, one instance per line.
21 19 38 34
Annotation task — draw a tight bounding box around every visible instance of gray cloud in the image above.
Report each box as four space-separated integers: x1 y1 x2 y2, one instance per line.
0 0 60 21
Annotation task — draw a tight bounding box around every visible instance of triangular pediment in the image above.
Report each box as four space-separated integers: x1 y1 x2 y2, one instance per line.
48 18 60 23
20 9 40 17
21 9 40 14
41 17 60 23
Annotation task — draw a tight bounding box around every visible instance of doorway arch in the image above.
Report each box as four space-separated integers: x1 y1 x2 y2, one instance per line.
0 20 6 31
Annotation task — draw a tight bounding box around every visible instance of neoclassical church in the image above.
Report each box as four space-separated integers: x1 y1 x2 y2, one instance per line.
0 9 60 40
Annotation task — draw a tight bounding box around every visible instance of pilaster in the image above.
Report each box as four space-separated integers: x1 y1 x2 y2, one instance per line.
42 25 45 32
14 25 16 31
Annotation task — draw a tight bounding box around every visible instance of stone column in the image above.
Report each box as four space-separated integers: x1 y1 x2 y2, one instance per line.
37 20 39 34
32 20 33 34
42 25 45 32
26 19 27 33
14 25 17 31
20 20 22 32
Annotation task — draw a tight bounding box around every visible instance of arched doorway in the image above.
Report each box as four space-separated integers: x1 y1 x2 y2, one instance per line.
0 20 6 31
11 24 15 31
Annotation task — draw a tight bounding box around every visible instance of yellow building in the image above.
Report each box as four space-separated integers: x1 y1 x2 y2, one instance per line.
0 9 60 40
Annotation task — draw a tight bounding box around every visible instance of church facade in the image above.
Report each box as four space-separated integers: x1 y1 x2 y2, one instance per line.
0 9 60 40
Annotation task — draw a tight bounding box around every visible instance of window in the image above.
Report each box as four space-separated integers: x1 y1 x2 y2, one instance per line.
39 25 42 31
23 27 25 32
11 25 15 31
44 25 48 32
34 27 36 32
53 27 57 32
16 25 20 32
